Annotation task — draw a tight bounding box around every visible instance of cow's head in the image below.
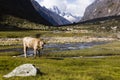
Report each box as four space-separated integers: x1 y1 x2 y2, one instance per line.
38 40 45 50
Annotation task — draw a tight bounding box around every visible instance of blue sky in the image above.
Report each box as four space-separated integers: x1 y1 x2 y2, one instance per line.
35 0 95 16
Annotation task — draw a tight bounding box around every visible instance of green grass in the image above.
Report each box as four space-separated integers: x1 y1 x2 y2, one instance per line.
0 41 120 80
44 41 120 57
0 51 21 56
1 56 120 80
0 30 117 39
0 37 120 80
0 30 47 38
0 30 91 38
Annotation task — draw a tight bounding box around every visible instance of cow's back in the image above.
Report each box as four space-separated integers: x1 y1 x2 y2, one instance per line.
23 37 38 48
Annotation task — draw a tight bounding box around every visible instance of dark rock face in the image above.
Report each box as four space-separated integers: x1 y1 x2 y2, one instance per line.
0 0 52 25
81 0 120 21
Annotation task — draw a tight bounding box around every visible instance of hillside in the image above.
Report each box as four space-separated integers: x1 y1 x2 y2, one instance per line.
0 0 52 30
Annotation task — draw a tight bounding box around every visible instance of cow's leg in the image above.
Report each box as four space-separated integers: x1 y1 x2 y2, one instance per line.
24 46 27 58
34 49 37 58
38 50 41 57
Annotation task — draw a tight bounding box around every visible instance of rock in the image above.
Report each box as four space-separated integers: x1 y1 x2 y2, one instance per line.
81 0 120 21
117 33 120 39
3 64 38 78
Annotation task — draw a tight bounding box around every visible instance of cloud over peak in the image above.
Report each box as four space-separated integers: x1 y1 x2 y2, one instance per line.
35 0 95 17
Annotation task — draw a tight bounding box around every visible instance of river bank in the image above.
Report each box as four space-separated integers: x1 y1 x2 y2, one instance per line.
43 36 117 43
0 36 117 46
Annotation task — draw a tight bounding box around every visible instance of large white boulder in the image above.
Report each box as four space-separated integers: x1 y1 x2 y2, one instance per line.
3 64 37 78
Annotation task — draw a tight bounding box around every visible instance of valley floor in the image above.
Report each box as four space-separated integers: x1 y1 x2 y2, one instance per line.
0 30 120 80
1 56 120 80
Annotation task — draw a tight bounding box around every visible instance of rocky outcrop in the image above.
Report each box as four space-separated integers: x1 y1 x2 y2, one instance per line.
3 64 38 78
81 0 120 21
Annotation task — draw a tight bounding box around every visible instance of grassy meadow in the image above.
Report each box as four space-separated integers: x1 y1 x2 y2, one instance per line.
0 30 120 80
1 55 120 80
0 15 120 80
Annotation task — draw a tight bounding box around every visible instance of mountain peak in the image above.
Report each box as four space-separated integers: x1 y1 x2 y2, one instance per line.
48 6 81 23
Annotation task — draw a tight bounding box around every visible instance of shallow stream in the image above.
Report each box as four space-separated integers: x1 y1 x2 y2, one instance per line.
18 41 108 57
0 41 109 58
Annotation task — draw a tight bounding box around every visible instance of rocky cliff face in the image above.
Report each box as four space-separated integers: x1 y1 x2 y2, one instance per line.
0 0 52 26
81 0 120 21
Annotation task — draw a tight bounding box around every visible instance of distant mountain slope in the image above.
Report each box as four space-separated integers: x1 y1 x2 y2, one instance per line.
81 0 120 21
31 0 71 26
0 0 52 26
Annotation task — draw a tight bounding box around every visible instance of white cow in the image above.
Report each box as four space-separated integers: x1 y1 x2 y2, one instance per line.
23 37 44 58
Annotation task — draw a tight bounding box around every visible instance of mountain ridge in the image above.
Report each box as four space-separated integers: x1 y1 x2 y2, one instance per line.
31 0 71 26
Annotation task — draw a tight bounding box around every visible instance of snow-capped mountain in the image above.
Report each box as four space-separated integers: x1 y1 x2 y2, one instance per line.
49 6 81 23
31 0 71 26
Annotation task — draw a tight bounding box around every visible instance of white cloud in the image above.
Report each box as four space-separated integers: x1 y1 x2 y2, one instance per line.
40 0 67 11
35 0 95 17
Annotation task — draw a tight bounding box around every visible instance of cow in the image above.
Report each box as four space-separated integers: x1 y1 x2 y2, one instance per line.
23 37 45 58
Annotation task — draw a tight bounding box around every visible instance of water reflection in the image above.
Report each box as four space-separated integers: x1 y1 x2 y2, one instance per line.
44 41 107 52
